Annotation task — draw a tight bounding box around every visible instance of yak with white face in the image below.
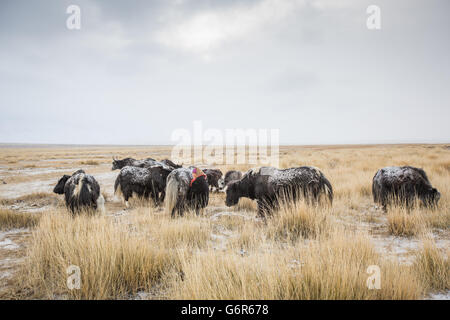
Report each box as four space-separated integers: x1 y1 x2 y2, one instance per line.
53 169 104 214
225 166 333 217
218 170 243 190
372 166 440 210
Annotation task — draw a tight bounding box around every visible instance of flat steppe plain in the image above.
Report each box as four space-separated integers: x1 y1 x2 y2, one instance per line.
0 144 448 299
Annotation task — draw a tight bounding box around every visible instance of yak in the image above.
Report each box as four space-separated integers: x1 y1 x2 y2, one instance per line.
218 170 243 190
225 166 333 217
202 168 223 192
114 165 172 207
372 166 440 210
160 159 182 169
53 169 104 214
112 157 181 170
111 157 158 170
165 167 209 217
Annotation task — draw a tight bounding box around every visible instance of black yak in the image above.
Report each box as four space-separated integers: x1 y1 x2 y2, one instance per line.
53 169 104 214
111 157 156 170
202 168 223 192
372 166 440 210
218 170 243 190
225 166 333 217
112 157 180 170
114 165 172 207
165 167 209 217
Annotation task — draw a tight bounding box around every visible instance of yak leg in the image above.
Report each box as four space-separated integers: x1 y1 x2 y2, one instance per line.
380 196 388 212
153 191 160 206
124 194 130 208
257 199 272 218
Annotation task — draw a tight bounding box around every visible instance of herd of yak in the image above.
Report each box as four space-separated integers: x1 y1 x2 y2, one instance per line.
53 156 441 217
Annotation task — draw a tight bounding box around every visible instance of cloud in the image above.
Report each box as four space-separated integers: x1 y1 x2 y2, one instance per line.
0 0 449 144
154 0 307 57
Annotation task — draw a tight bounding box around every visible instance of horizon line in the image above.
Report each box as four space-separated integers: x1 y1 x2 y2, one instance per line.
0 142 448 148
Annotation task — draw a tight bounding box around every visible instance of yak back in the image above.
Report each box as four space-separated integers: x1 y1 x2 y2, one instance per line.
372 166 438 206
117 165 169 189
374 166 431 187
244 166 331 201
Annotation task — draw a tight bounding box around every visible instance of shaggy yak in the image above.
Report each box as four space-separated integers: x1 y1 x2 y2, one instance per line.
160 159 182 169
53 169 104 214
165 167 209 217
114 165 172 206
218 170 243 190
202 168 223 192
225 166 333 217
111 157 181 171
111 157 154 170
372 166 440 210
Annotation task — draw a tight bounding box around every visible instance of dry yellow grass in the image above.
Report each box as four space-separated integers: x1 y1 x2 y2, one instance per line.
387 201 449 237
387 207 427 237
0 143 448 300
0 209 40 230
169 231 422 300
130 208 212 249
267 200 331 241
79 160 100 166
414 237 449 292
14 210 181 299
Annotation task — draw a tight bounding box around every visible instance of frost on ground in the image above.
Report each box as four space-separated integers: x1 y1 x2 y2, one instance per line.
427 291 450 300
0 229 30 294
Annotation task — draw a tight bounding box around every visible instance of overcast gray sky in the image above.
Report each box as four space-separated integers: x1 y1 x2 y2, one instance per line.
0 0 449 145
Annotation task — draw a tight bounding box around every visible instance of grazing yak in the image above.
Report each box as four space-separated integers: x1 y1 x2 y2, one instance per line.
225 166 333 217
114 165 172 207
53 169 104 214
111 157 155 170
202 168 223 192
111 157 181 171
160 159 182 169
372 166 440 210
219 170 243 190
165 167 209 217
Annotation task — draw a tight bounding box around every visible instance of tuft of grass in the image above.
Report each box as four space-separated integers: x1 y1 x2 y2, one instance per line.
0 209 40 230
387 206 426 237
15 211 181 299
232 198 257 212
79 160 100 165
0 192 58 206
267 200 331 241
387 202 449 236
169 231 422 300
414 238 449 292
131 209 212 249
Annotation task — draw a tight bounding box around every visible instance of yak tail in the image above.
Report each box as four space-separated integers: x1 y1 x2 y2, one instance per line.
322 176 333 205
114 176 122 198
165 175 179 216
96 194 105 214
372 176 380 204
77 176 98 209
